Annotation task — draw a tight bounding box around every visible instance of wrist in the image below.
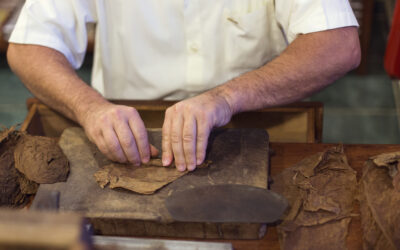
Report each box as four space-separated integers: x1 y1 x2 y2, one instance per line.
71 90 110 127
213 80 242 116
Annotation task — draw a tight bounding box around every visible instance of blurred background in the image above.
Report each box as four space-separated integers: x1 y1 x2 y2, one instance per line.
0 0 398 144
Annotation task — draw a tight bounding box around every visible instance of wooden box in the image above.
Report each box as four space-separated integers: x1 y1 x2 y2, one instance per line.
22 98 323 143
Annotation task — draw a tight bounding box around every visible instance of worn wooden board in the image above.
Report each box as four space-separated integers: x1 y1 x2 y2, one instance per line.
0 209 91 249
33 127 269 239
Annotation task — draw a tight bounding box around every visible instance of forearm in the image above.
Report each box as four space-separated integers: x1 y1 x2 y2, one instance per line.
7 44 108 124
213 27 361 114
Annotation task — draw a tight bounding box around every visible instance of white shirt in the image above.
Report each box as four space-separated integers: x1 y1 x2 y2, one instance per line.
9 0 358 100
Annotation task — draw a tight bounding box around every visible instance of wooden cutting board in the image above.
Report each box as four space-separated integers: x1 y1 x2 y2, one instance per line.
32 127 269 239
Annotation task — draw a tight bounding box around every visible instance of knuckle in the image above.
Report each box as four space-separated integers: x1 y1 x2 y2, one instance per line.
182 133 194 143
120 137 134 148
171 132 181 143
107 141 120 154
99 114 109 124
162 134 170 144
111 108 122 120
134 131 147 142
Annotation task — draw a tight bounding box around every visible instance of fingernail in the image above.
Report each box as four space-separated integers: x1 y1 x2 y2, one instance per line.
162 158 169 166
142 157 150 164
177 165 185 172
196 158 202 165
188 165 196 171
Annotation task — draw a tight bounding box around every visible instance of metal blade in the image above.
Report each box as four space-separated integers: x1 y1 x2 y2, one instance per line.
165 184 288 223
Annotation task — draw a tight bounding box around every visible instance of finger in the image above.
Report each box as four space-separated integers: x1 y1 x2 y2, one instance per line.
113 120 141 165
84 127 116 161
183 115 197 171
162 109 173 166
102 126 127 163
150 144 159 157
196 116 212 165
95 134 118 162
170 114 186 171
128 111 151 164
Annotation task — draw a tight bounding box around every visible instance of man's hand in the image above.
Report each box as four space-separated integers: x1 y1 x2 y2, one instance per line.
162 91 233 171
80 102 158 165
7 44 159 165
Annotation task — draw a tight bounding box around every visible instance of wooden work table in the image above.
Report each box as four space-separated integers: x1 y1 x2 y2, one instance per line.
186 142 400 250
20 100 400 249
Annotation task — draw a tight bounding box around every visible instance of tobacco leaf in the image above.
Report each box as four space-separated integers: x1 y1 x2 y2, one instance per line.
272 146 357 250
14 134 70 184
18 172 39 195
360 152 400 250
94 159 211 194
0 127 28 207
1 125 70 207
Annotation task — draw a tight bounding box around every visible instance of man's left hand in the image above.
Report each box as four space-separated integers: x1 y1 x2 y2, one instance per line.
161 91 233 171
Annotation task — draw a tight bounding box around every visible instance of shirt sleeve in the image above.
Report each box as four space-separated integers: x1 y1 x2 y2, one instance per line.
275 0 359 43
8 0 97 69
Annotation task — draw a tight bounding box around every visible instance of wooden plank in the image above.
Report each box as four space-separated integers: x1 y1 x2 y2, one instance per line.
93 236 233 250
0 209 90 249
355 0 374 74
315 105 324 142
20 103 44 135
33 127 269 239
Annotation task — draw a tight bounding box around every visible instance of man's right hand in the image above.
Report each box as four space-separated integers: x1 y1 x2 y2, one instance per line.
7 44 158 164
79 103 158 165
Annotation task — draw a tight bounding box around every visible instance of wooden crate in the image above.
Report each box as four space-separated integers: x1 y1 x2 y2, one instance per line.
21 98 323 143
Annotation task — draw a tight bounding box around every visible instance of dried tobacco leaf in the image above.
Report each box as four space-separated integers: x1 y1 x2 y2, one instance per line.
0 125 70 207
17 172 39 195
0 127 28 207
14 134 69 184
360 152 400 250
94 160 212 194
272 146 357 250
